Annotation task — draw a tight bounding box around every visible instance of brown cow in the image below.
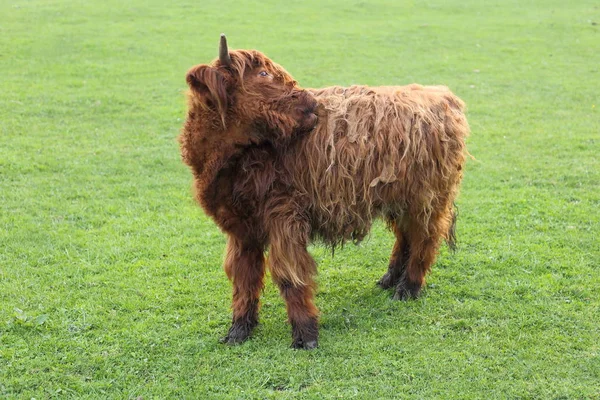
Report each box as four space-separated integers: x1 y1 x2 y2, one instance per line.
179 35 469 349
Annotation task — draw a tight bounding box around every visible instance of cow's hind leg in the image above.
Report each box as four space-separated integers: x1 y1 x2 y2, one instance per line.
378 220 410 289
394 209 452 300
221 236 266 344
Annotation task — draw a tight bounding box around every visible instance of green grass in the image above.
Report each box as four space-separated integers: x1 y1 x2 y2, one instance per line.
1 0 599 398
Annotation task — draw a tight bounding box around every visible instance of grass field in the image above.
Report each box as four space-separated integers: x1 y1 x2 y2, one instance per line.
1 0 599 398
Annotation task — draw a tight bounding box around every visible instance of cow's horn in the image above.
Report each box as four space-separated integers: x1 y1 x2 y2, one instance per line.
219 34 232 66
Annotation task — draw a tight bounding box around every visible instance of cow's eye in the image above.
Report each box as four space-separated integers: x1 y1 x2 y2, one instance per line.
258 71 269 77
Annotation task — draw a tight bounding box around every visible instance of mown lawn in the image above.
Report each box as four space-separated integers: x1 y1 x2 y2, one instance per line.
1 0 598 398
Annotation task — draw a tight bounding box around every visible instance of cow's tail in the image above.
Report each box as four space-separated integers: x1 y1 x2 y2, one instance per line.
446 204 458 252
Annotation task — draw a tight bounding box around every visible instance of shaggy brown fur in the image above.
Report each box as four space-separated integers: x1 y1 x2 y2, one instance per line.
179 36 469 349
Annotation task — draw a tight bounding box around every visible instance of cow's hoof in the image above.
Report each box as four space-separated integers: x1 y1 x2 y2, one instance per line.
292 339 318 350
393 280 421 301
377 271 399 289
219 321 254 345
291 317 318 350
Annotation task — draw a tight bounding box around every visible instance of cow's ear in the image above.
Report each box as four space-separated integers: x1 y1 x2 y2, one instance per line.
186 65 229 118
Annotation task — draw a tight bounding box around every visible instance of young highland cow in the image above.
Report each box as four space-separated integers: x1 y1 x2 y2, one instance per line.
179 35 469 349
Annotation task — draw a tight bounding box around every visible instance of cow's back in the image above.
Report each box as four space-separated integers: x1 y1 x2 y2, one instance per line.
285 85 469 246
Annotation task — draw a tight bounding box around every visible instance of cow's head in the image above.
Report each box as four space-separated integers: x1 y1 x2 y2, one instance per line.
186 35 318 143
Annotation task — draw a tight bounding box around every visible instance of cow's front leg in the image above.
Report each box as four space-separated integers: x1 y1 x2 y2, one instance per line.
268 217 319 349
220 235 265 344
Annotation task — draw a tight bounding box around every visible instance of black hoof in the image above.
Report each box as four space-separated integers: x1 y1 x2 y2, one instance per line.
393 280 421 301
219 320 255 345
292 339 318 350
219 334 247 345
377 271 399 289
291 318 319 350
